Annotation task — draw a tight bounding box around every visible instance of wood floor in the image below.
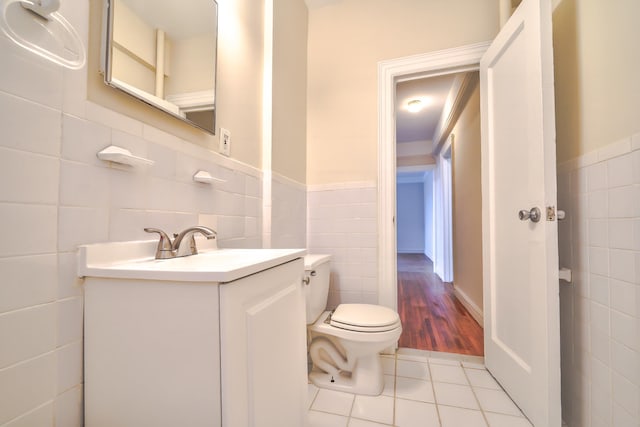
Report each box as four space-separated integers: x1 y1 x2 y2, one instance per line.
397 253 484 356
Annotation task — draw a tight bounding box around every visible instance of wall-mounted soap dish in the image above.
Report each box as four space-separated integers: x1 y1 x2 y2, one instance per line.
193 170 225 184
97 145 154 167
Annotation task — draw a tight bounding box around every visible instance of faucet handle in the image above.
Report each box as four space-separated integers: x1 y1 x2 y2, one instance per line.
144 228 175 259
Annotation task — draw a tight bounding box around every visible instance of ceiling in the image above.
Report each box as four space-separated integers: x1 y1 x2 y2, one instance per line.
395 73 459 144
122 0 216 40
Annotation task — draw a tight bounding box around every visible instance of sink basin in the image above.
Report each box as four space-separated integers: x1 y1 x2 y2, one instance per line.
78 240 306 282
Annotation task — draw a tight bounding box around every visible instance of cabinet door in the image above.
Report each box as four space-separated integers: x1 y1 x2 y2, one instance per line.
84 279 221 427
219 259 307 427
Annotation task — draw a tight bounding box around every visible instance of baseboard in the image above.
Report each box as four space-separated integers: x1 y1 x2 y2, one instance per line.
397 249 425 254
453 286 484 327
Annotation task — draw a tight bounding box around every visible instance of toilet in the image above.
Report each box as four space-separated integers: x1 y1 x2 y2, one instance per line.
304 254 402 396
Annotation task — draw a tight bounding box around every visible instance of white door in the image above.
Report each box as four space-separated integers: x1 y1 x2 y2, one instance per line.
480 0 561 425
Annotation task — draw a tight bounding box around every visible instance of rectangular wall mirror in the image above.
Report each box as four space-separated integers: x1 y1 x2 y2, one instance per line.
102 0 218 134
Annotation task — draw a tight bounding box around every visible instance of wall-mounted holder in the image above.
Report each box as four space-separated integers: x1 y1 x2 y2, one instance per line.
559 268 572 284
97 145 154 167
193 170 225 184
0 0 86 69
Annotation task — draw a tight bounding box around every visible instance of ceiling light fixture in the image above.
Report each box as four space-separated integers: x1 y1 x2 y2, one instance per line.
407 99 423 113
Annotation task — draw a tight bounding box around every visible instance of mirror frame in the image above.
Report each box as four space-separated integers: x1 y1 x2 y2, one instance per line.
101 0 218 135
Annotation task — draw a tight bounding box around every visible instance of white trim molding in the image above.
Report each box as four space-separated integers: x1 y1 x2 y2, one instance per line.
453 286 484 327
272 172 307 191
166 90 215 112
307 181 376 192
377 42 490 310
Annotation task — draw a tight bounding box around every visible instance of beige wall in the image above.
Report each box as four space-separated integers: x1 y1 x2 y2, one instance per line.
450 83 483 311
111 0 156 93
88 0 265 169
165 34 216 95
272 0 308 183
306 0 499 185
553 0 640 162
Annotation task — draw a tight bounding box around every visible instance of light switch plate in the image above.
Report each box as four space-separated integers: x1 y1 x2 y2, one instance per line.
219 128 231 156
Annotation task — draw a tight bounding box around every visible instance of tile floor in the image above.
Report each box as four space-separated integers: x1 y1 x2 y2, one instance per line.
307 348 533 427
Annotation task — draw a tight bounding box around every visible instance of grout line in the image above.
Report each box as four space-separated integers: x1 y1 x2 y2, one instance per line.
392 352 398 426
0 399 54 427
0 301 56 317
0 349 57 373
426 358 443 426
463 366 490 426
346 389 356 425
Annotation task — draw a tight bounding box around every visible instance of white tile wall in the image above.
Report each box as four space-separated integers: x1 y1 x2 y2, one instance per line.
3 403 53 427
0 353 56 425
558 136 640 427
0 8 289 426
307 183 379 307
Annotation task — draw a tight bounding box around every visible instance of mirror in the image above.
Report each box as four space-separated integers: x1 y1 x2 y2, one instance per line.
103 0 218 134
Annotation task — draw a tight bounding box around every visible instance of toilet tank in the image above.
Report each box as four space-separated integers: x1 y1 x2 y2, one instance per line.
304 254 332 324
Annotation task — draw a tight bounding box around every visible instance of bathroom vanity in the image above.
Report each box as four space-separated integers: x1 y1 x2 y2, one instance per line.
78 241 307 427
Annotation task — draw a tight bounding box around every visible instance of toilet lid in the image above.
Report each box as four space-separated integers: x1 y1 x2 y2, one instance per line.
330 304 401 332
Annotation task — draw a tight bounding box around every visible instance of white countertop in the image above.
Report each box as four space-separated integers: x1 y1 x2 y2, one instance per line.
78 240 306 283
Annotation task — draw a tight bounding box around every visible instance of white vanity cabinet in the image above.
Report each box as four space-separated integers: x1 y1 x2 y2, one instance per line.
219 259 308 427
81 243 307 427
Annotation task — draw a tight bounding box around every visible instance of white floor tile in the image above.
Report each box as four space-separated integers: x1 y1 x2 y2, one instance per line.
428 353 463 366
381 356 395 375
438 405 488 427
484 412 533 426
395 377 435 403
351 395 394 425
433 382 479 409
395 399 440 427
461 355 485 366
464 368 501 390
308 383 320 408
348 418 392 427
311 389 355 416
430 364 469 385
462 360 486 369
307 410 349 427
381 375 394 397
474 388 524 417
307 351 524 427
396 359 430 380
397 348 430 361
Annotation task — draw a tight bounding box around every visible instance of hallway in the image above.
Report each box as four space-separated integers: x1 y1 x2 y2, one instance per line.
397 254 484 356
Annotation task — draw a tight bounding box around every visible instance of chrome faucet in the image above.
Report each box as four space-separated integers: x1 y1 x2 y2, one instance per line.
172 226 217 257
144 226 217 259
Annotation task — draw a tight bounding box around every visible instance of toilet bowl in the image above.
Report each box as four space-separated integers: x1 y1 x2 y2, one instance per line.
304 255 402 395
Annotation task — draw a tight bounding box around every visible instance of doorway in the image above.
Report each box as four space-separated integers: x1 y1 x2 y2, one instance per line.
378 1 562 421
376 42 490 314
393 69 484 356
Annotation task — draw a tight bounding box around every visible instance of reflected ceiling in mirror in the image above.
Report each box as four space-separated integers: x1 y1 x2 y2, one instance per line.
103 0 218 134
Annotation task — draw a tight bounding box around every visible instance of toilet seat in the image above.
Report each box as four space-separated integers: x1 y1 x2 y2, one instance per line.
330 304 401 333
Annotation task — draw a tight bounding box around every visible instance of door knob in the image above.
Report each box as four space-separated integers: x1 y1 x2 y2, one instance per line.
518 207 541 223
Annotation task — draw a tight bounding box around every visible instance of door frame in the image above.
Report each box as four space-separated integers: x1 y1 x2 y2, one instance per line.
377 42 490 311
434 135 454 282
